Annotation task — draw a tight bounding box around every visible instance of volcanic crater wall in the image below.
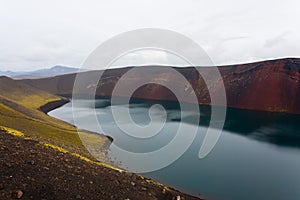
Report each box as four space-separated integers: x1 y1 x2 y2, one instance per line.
19 58 300 114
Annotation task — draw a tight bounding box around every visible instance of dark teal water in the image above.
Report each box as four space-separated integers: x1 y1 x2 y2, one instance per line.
49 99 300 200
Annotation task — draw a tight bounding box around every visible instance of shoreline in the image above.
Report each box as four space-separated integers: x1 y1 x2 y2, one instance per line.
39 97 203 199
41 96 114 144
39 97 70 114
0 128 203 200
40 96 115 163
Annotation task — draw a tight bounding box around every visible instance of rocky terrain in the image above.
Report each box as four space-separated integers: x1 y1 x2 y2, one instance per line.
0 129 201 200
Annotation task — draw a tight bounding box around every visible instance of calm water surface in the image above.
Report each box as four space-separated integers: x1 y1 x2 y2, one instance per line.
49 99 300 200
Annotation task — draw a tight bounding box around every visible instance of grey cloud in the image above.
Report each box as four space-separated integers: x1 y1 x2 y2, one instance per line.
221 36 249 43
0 0 299 70
264 32 290 48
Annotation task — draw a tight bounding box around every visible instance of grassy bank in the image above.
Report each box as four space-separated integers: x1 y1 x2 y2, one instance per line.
0 76 110 159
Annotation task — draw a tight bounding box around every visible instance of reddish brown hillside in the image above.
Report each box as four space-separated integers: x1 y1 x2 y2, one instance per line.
218 58 300 113
19 58 300 114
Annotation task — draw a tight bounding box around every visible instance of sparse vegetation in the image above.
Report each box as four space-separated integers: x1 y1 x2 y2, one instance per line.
0 76 110 159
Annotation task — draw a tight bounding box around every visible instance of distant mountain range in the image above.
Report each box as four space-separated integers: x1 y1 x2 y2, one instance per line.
0 65 79 79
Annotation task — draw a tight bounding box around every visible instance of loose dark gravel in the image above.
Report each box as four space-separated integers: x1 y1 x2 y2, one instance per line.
0 130 201 200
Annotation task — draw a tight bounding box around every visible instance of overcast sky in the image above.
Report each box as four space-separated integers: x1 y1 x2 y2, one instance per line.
0 0 299 71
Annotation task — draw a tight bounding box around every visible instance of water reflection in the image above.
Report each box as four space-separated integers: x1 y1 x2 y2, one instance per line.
95 98 300 149
50 98 300 200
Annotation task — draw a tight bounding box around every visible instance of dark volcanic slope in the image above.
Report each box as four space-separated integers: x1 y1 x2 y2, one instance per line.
0 130 201 200
20 58 300 114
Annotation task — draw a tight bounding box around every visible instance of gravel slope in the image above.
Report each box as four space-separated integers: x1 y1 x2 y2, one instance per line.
0 130 202 200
